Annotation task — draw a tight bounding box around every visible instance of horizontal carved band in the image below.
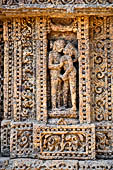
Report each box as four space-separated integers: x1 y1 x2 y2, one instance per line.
1 0 113 5
1 121 113 159
0 158 113 170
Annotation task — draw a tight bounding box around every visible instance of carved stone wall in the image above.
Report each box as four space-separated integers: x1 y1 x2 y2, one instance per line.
0 1 113 169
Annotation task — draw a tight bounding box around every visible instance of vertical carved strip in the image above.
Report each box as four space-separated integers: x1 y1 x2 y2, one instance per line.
103 17 108 121
90 17 112 122
0 21 4 121
32 18 37 120
36 17 41 121
78 16 91 123
94 40 107 122
85 17 91 123
13 18 22 121
21 18 36 120
90 16 113 122
107 40 113 121
0 21 3 154
110 17 113 40
107 16 113 122
106 17 111 121
13 19 17 120
4 20 14 120
1 120 11 156
4 20 8 119
111 17 113 122
36 17 47 123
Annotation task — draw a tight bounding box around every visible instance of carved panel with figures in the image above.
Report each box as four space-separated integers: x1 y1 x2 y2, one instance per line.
35 16 91 124
47 18 78 120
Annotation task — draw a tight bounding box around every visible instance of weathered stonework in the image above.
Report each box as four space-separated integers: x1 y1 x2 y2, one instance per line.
96 123 113 159
1 0 113 5
0 159 113 170
33 124 95 160
1 120 11 157
0 0 113 169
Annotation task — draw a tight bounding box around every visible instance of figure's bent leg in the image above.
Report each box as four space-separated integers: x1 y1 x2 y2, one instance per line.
57 79 62 108
63 80 69 108
51 79 58 110
70 75 76 111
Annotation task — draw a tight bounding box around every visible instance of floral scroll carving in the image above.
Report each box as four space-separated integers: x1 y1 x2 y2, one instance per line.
33 124 95 159
2 0 19 5
96 124 113 159
90 16 113 122
83 0 109 4
10 122 33 158
21 18 35 120
2 0 113 5
42 133 85 152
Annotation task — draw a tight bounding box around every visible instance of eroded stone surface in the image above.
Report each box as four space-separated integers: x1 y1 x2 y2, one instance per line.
0 159 113 170
0 1 113 169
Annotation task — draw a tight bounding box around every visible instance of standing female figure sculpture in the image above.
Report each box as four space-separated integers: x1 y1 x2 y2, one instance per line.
48 40 65 110
59 43 78 112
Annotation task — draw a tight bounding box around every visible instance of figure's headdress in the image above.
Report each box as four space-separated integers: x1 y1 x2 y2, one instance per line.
63 43 77 58
53 39 65 51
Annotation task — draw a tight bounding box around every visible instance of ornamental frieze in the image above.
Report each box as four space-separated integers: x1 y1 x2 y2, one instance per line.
1 0 113 5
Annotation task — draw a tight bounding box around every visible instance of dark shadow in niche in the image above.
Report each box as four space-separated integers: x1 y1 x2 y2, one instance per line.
47 31 79 120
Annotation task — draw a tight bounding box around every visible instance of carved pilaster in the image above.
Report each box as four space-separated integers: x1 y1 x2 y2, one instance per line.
21 17 36 121
4 19 14 120
0 21 4 122
78 16 91 123
36 17 48 123
90 16 113 122
13 18 22 121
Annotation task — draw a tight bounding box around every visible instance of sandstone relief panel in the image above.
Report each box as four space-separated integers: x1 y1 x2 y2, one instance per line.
0 13 113 169
33 124 95 160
